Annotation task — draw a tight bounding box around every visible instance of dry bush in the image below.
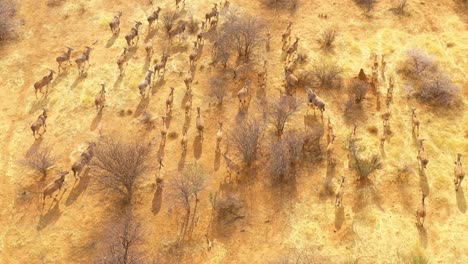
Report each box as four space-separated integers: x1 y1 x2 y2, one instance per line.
21 145 56 178
405 49 436 76
162 11 178 34
230 118 264 166
348 79 369 103
295 52 308 64
167 163 206 240
268 95 299 137
187 16 199 34
0 0 17 42
345 137 381 179
303 126 324 160
354 0 377 12
98 214 145 264
215 193 245 225
220 9 266 62
284 130 305 164
391 0 408 15
261 0 299 12
311 61 343 89
92 136 152 204
268 140 290 181
415 73 462 107
211 36 232 68
296 69 315 87
209 73 228 104
318 27 337 50
403 49 462 107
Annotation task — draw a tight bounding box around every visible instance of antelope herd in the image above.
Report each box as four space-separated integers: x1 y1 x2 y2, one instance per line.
26 1 463 231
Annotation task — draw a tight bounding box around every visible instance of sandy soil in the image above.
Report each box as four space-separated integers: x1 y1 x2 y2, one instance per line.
0 0 467 263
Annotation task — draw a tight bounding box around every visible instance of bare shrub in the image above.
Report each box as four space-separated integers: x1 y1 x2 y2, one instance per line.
187 16 199 34
318 27 337 50
284 130 305 164
162 11 177 34
209 73 228 104
0 0 17 42
311 61 343 89
405 49 436 76
220 9 266 62
345 136 381 179
268 140 291 182
212 36 232 68
268 95 299 137
303 125 324 161
230 118 264 166
261 0 299 12
348 79 369 103
21 145 56 178
167 163 206 241
415 73 462 107
98 214 145 264
295 52 308 64
403 49 462 107
391 0 407 15
354 0 377 12
92 136 152 204
215 193 245 225
296 69 315 87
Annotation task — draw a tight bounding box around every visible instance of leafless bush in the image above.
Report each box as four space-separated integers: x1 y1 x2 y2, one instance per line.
0 0 17 42
187 16 199 34
318 27 337 49
296 52 308 64
415 73 462 107
162 11 177 34
268 140 292 182
403 49 462 107
261 0 299 12
220 9 266 62
92 136 152 204
345 137 381 179
268 95 299 137
98 214 145 264
296 69 315 87
284 130 305 164
167 163 206 240
311 61 343 89
354 0 377 12
348 79 369 103
405 49 436 76
215 193 245 225
212 36 232 68
209 73 228 105
21 145 56 178
391 0 407 15
230 118 264 166
303 125 324 160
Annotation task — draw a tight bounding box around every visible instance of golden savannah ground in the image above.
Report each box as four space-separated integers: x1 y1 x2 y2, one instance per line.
0 0 467 263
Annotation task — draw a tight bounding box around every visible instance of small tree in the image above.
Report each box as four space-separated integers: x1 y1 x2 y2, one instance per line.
311 61 342 89
268 95 298 137
215 193 245 225
345 136 381 180
167 163 206 241
21 145 56 178
230 118 264 166
221 9 266 62
99 214 145 264
318 27 338 50
0 0 17 42
209 74 228 105
349 79 369 103
92 136 152 204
